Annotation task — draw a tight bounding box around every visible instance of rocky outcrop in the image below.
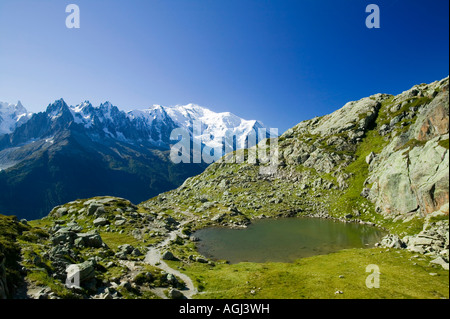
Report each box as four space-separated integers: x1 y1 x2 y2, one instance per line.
310 94 386 139
379 204 449 270
367 78 449 218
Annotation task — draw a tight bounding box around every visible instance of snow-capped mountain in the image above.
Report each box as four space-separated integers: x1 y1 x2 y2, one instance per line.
1 99 272 154
127 103 271 150
0 101 32 135
0 98 273 220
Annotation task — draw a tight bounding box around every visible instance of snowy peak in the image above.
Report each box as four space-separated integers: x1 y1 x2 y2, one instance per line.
1 98 273 158
128 103 272 150
0 100 32 135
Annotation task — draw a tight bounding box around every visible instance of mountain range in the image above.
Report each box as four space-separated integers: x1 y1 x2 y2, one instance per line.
0 99 270 220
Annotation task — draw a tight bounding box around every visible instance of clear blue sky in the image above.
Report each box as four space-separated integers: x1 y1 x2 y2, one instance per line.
0 0 448 133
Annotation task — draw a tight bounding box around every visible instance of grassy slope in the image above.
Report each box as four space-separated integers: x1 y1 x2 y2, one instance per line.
0 215 30 297
167 248 448 299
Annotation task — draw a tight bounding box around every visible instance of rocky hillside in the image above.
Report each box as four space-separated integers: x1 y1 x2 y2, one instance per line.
142 77 449 234
1 77 448 299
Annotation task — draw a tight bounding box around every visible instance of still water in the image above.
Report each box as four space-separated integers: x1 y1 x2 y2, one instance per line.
194 217 386 264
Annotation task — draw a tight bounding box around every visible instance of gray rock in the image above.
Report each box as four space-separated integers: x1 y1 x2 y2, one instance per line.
76 231 103 248
195 257 208 263
408 245 425 254
168 288 184 299
54 207 68 217
118 244 134 254
87 204 102 216
114 219 126 226
115 251 128 260
189 235 200 242
430 256 449 270
165 216 178 225
94 206 106 217
166 273 178 285
360 188 370 198
65 222 83 233
51 230 76 246
412 237 433 246
131 248 143 256
381 234 405 249
161 251 176 261
93 217 109 227
119 281 132 291
365 152 376 165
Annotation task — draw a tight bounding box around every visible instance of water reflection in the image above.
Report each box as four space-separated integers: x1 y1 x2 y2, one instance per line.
194 217 386 264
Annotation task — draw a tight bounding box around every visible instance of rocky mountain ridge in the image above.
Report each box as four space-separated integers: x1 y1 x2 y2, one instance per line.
0 99 269 219
0 101 31 136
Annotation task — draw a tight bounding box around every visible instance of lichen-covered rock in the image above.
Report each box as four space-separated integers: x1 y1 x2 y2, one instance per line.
367 79 449 218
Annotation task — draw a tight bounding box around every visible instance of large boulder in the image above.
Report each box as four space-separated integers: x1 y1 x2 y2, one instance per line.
75 231 104 248
161 251 176 261
93 217 109 227
168 288 185 299
50 229 77 246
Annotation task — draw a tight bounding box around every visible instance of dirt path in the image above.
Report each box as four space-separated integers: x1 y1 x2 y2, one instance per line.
144 218 198 299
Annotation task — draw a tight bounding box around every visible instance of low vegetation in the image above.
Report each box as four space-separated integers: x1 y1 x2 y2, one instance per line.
167 248 449 299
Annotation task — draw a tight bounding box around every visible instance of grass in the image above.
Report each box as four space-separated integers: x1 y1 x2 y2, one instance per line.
167 248 449 299
99 231 142 251
0 214 30 297
26 269 79 299
328 127 387 218
438 138 449 150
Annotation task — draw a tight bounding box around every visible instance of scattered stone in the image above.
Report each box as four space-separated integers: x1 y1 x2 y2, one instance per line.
161 251 176 261
75 231 104 248
360 188 370 198
131 248 143 256
168 288 184 299
430 257 449 270
195 257 208 263
166 273 178 285
119 281 132 291
189 235 200 242
87 204 102 216
365 152 376 165
115 220 126 226
93 217 109 227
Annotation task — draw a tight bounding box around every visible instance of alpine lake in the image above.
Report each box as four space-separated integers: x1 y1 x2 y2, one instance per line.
194 217 387 264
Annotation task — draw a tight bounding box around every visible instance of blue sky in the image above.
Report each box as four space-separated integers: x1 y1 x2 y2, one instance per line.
0 0 448 133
